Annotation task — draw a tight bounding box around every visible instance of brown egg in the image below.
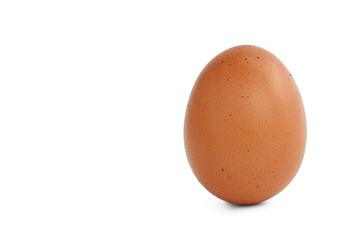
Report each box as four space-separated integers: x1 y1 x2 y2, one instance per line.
184 45 306 205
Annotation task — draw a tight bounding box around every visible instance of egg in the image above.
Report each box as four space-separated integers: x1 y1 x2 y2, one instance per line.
184 45 306 205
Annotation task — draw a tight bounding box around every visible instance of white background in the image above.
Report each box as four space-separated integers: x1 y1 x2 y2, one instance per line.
1 1 359 239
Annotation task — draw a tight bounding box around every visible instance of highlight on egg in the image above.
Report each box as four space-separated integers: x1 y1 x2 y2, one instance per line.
184 45 306 205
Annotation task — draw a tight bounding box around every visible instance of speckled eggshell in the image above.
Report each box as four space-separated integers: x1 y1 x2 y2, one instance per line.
184 45 306 205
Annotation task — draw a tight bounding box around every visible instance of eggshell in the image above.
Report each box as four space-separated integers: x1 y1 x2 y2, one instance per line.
184 45 306 205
